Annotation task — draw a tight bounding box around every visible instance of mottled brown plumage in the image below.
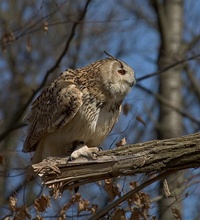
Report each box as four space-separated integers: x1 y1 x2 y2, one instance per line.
23 54 136 163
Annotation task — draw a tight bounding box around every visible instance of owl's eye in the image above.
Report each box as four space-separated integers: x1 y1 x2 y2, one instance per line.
118 69 126 75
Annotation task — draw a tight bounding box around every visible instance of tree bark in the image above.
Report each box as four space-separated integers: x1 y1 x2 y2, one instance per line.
32 132 200 193
153 0 184 219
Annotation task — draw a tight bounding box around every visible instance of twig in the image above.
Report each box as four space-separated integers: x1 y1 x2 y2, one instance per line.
137 53 200 82
89 170 175 220
0 0 92 142
137 84 200 126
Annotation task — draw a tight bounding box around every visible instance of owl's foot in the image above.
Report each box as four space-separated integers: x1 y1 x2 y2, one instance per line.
69 141 102 161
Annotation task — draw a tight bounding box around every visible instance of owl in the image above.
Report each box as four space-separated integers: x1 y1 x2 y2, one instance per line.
23 53 136 164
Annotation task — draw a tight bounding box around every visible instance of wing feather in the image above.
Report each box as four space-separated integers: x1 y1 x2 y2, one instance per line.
23 72 83 152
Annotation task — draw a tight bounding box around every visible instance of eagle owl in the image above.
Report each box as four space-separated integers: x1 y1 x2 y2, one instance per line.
23 53 136 164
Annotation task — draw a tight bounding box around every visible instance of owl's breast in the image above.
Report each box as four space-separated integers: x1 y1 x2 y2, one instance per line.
37 100 121 161
58 100 121 145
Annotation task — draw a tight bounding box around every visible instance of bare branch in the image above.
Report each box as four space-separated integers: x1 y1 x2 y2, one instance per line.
136 84 200 126
137 53 200 82
89 170 175 220
32 132 200 190
184 64 200 102
0 0 92 142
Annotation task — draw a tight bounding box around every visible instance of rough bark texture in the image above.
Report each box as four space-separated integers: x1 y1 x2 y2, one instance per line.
32 132 200 193
154 0 184 219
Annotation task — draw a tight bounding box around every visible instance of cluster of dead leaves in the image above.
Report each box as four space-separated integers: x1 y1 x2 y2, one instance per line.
1 32 16 52
9 194 50 220
8 193 98 219
59 193 98 220
103 179 155 220
128 182 155 220
1 21 48 53
104 178 121 202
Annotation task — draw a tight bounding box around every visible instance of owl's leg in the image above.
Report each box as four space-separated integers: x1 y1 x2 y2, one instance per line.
69 141 102 161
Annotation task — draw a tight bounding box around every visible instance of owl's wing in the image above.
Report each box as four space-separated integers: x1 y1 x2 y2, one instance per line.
23 74 83 152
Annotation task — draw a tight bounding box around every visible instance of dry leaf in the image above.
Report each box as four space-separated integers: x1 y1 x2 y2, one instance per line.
78 199 90 214
129 181 138 189
34 194 50 212
136 115 146 126
90 204 98 215
15 206 31 220
128 182 151 219
9 196 17 211
1 32 15 52
116 137 126 147
171 207 182 220
130 207 140 220
43 22 48 34
163 179 171 197
112 208 126 220
104 179 121 202
59 193 82 218
123 103 131 115
36 215 44 220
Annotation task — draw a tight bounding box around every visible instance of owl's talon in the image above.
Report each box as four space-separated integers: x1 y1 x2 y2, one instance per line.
98 147 103 151
69 141 101 160
68 155 75 161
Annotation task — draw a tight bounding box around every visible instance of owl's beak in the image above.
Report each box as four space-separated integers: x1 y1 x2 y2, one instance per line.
129 78 136 87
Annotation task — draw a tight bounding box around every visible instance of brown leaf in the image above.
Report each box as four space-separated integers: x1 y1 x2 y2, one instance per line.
130 207 140 220
171 207 182 220
34 194 50 212
90 204 98 215
123 103 132 115
15 206 31 220
128 183 151 219
104 179 121 202
129 181 138 189
43 22 48 34
163 179 171 197
9 196 17 211
136 115 146 127
78 199 90 214
112 208 126 220
59 193 82 219
0 154 5 165
36 215 44 220
116 137 127 147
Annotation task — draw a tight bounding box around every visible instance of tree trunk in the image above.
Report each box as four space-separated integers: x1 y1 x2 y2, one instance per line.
154 0 184 219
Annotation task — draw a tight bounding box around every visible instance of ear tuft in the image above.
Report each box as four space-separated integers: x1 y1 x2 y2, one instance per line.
104 51 116 60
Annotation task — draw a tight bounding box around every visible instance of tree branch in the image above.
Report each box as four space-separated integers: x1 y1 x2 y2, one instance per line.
0 0 92 142
136 84 200 126
89 170 175 220
32 132 200 192
137 53 200 82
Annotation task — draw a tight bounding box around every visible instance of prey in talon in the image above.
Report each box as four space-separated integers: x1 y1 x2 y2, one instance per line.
23 52 136 164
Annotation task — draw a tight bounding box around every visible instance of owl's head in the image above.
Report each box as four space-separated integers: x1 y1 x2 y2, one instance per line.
99 53 136 99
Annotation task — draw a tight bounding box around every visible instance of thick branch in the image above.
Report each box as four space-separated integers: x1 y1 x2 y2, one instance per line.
32 132 200 191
